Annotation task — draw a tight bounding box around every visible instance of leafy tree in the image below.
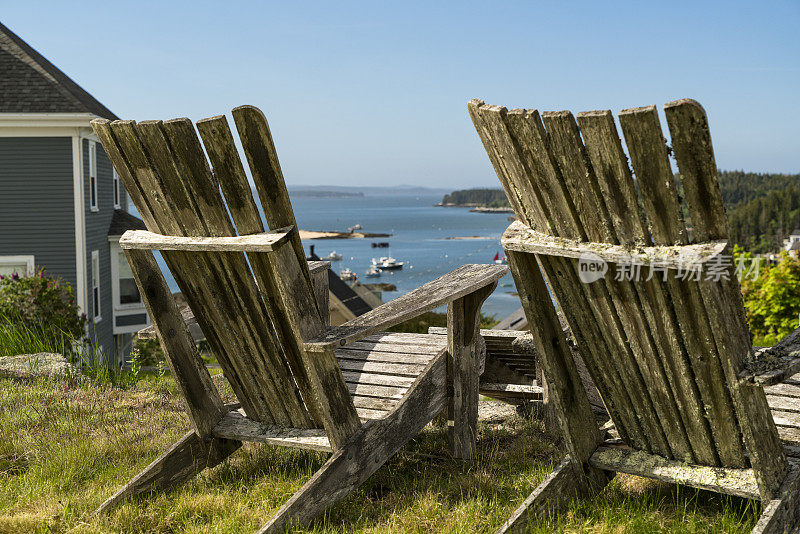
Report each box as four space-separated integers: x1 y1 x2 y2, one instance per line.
738 250 800 346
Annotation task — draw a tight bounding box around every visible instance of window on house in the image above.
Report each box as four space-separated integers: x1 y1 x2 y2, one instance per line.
113 168 121 209
92 250 101 322
117 251 141 305
0 255 35 277
89 141 98 211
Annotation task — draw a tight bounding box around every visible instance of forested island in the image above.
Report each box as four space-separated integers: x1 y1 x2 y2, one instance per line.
439 188 511 208
442 171 800 253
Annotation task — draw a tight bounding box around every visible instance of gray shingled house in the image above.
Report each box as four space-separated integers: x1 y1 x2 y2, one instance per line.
0 21 149 364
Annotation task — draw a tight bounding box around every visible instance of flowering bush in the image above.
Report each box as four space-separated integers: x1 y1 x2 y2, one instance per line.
0 268 86 351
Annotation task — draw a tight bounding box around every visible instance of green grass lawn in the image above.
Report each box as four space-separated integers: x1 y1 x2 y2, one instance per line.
0 372 760 533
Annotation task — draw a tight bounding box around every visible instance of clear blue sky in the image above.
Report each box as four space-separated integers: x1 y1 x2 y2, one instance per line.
4 1 798 188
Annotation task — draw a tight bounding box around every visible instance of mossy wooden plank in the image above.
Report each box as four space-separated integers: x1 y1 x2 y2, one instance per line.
93 119 265 420
589 446 760 499
577 108 718 465
663 98 788 498
546 110 696 462
196 113 325 428
620 104 747 468
472 102 644 449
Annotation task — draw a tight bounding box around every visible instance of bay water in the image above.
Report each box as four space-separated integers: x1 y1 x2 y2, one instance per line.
151 192 521 322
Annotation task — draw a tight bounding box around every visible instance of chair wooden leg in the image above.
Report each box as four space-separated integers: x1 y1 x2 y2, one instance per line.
752 461 800 534
94 430 241 516
258 352 448 533
497 456 609 534
447 282 496 460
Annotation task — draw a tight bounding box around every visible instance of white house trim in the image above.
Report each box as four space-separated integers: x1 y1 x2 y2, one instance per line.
72 133 87 316
109 240 149 335
88 140 98 212
0 255 35 277
0 112 98 128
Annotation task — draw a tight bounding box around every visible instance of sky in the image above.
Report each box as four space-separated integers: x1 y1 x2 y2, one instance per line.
3 1 798 188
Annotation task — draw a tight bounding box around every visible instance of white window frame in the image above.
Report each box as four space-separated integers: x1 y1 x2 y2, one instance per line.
0 255 35 277
112 168 121 209
89 141 99 212
113 248 143 310
91 250 101 323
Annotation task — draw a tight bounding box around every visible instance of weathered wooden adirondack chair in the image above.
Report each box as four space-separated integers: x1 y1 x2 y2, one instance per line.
90 106 507 532
469 98 800 533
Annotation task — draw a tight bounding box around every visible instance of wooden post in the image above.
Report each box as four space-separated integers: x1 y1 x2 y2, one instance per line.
309 263 331 327
447 282 495 460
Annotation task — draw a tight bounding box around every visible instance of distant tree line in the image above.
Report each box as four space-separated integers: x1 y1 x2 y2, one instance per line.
718 171 800 253
440 188 510 208
445 171 800 253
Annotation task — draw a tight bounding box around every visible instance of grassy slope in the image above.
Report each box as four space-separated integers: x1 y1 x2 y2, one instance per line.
0 372 759 533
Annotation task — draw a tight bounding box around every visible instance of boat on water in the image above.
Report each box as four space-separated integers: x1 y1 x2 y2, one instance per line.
371 242 390 248
340 268 357 282
493 252 507 265
322 250 343 261
364 266 381 278
372 256 404 270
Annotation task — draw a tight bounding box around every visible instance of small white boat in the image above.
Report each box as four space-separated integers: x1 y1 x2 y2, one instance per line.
372 256 404 270
493 252 507 265
365 266 381 278
322 251 343 261
340 268 357 282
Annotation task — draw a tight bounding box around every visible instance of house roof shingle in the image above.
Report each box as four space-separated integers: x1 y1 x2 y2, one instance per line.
0 21 118 119
108 209 146 237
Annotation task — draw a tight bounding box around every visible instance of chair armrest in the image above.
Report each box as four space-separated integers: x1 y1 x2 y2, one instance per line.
739 326 800 386
120 226 294 252
137 260 332 340
303 264 508 352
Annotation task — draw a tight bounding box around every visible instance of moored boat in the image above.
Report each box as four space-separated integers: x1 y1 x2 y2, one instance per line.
364 266 381 277
340 268 357 281
322 250 343 261
372 256 404 270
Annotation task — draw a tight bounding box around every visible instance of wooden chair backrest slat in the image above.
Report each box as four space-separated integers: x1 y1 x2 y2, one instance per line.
473 98 789 495
195 114 327 426
92 110 362 439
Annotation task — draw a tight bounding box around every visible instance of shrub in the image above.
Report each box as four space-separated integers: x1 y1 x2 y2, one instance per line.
738 249 800 346
0 268 86 354
130 336 164 366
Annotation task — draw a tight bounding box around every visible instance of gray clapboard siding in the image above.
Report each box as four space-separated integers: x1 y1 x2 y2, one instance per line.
0 136 77 290
83 139 115 359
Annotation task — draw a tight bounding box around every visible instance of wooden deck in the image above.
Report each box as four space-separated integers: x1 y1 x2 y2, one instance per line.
335 332 446 421
765 374 800 458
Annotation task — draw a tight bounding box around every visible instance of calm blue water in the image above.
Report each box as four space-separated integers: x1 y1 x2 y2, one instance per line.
146 193 520 321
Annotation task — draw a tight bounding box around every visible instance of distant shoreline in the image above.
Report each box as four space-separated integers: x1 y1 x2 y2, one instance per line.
434 203 514 214
290 190 364 198
299 230 392 240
